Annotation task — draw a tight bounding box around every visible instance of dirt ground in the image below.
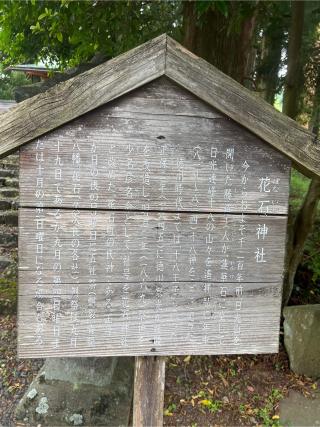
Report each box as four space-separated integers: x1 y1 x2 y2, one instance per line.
163 349 317 426
0 314 318 427
0 315 43 427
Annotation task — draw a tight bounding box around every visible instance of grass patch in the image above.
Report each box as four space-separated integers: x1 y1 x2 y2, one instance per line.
0 278 17 314
289 169 311 214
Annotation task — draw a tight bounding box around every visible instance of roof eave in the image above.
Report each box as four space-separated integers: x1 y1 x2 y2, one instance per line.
0 34 166 159
165 36 320 179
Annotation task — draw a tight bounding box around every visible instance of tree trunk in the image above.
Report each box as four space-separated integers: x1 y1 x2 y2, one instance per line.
282 1 320 306
283 178 320 306
182 1 197 53
256 21 286 105
182 1 257 84
310 74 320 136
283 1 305 119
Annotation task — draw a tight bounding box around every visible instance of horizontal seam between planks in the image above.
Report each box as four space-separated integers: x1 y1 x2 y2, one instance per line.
93 112 225 120
18 206 288 217
18 280 282 286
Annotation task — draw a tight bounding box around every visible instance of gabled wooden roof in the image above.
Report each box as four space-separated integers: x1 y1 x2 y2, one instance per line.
0 34 319 178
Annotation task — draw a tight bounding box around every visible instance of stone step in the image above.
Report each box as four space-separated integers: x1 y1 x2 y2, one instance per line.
0 187 19 198
4 177 19 188
0 163 18 170
0 197 19 210
0 168 18 178
0 156 19 170
0 176 19 187
0 199 14 210
0 210 18 226
0 231 18 247
0 256 11 270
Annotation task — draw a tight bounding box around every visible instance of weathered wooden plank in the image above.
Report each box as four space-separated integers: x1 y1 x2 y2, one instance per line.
16 62 290 361
133 356 166 427
18 208 287 286
0 34 166 158
166 36 320 178
17 280 282 358
105 76 223 118
19 79 290 214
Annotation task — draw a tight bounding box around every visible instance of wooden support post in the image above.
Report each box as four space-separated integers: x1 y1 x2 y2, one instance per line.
133 356 166 427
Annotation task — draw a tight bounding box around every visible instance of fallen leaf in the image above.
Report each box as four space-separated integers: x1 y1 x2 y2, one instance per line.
184 355 191 364
218 372 229 387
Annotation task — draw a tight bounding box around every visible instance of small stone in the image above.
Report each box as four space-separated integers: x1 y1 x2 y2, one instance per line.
36 396 49 415
222 396 229 404
27 388 38 400
69 413 83 426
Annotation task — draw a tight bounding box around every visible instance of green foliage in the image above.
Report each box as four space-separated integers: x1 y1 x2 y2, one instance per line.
302 223 320 285
0 278 17 314
164 402 177 416
195 1 229 18
0 0 181 69
199 398 222 413
251 389 283 427
289 170 311 213
0 68 31 99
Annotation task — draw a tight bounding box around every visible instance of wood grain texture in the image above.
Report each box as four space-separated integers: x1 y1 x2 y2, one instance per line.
20 78 290 214
133 356 166 427
0 34 166 158
165 36 320 179
18 280 282 358
18 208 287 286
17 77 289 359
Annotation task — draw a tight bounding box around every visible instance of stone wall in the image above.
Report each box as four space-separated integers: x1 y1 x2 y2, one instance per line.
0 101 19 282
0 151 19 315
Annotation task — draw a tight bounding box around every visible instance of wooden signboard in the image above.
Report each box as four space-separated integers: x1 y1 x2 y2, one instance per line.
17 77 290 358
